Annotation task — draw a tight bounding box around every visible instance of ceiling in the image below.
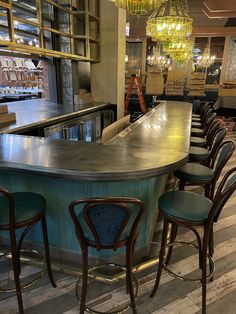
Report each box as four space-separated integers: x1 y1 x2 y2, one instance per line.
128 0 236 38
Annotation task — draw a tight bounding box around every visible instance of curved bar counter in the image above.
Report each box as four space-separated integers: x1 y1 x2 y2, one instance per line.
0 100 192 265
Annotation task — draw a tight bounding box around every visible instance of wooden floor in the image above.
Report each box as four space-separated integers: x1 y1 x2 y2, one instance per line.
0 132 236 314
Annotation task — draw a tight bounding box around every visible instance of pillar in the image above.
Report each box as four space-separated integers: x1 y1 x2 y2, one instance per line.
91 1 126 120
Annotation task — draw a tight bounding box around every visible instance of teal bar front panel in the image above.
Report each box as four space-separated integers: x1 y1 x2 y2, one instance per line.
0 172 168 258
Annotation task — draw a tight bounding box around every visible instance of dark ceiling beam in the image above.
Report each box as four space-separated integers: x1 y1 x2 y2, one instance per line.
193 26 236 36
203 7 236 18
203 0 236 12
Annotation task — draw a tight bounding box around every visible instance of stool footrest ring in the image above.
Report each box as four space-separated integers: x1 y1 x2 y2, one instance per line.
163 241 215 283
0 249 46 293
76 263 138 314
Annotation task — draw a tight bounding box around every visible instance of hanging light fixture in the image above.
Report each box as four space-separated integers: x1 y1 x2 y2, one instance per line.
146 0 193 43
114 0 161 15
197 38 216 69
147 45 171 69
168 51 190 64
163 39 193 64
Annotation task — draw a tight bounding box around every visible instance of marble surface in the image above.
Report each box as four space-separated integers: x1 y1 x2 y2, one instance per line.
0 101 192 181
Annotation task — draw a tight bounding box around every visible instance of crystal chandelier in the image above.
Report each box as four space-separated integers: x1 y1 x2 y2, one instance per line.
147 46 171 69
146 0 193 43
114 0 161 15
163 39 193 64
168 51 190 64
197 46 216 69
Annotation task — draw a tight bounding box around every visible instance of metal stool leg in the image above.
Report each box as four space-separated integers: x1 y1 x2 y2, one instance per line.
17 225 33 274
126 239 136 295
189 226 203 269
10 230 24 314
126 240 137 314
80 249 88 314
209 225 214 282
151 218 169 297
41 214 56 288
202 226 210 314
165 223 178 266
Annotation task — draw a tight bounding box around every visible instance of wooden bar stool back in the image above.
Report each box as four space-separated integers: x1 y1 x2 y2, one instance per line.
69 197 145 314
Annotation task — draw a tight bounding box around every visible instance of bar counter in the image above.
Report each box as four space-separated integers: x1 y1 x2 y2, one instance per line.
0 98 112 134
0 100 192 264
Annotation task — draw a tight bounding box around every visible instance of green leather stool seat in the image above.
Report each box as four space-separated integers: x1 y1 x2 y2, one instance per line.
191 128 204 137
159 191 212 222
191 122 202 128
0 192 45 227
189 147 209 162
175 163 214 182
192 117 201 122
190 136 207 147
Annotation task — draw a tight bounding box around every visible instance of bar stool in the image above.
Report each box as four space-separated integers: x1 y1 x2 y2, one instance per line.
191 107 214 129
69 197 145 314
189 127 227 163
191 112 215 138
150 167 236 314
175 140 235 200
190 120 220 148
192 102 211 121
0 188 56 314
192 104 212 122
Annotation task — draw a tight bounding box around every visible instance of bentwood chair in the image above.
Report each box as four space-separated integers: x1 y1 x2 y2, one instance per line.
69 197 145 314
150 167 236 314
175 140 235 200
0 188 56 314
191 111 215 138
190 119 220 148
191 107 214 129
189 127 227 163
192 102 211 121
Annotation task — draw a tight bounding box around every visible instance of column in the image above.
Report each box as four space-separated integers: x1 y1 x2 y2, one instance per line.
91 1 126 120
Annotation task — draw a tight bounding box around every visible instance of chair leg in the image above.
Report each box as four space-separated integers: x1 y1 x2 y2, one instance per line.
80 249 88 314
17 225 33 274
126 239 136 295
126 240 137 314
10 230 24 314
201 227 210 314
205 184 212 200
208 225 214 282
165 223 178 266
151 218 169 298
179 181 185 191
190 227 203 269
41 214 56 288
209 182 216 201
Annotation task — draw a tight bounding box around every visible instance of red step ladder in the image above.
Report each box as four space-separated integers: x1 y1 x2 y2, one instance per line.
125 74 147 113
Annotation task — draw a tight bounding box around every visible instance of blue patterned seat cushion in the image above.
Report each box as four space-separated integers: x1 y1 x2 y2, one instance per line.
77 204 129 245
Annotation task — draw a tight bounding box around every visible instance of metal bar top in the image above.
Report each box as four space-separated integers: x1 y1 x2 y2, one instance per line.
0 100 192 181
0 99 111 134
